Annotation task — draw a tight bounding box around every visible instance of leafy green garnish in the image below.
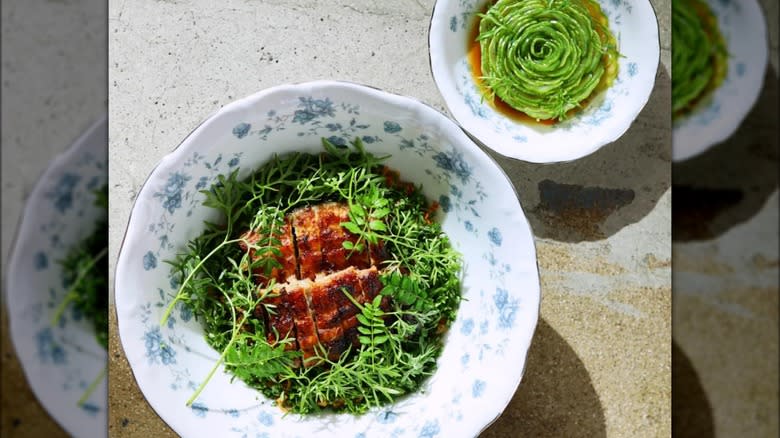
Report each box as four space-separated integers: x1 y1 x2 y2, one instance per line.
50 184 108 408
162 138 462 414
52 184 108 349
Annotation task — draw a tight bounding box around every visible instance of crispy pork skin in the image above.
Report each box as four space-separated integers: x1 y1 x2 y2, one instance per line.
241 202 392 366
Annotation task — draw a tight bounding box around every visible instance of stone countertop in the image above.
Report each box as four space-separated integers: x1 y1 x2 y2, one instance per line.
106 0 672 436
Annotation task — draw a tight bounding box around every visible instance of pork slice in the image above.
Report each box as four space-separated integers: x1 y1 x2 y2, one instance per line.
239 218 298 285
317 202 370 273
257 284 297 352
357 266 391 312
290 206 322 280
284 278 320 366
308 267 364 361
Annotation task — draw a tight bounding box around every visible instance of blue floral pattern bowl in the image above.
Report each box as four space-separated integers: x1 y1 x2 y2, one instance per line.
114 81 541 438
672 0 768 162
429 0 660 163
5 116 108 437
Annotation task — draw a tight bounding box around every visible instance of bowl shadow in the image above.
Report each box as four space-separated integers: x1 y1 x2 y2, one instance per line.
479 318 606 437
672 65 779 242
672 340 715 437
481 67 672 243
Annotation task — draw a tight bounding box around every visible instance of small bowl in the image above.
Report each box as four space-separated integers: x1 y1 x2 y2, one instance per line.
429 0 660 163
671 0 768 162
4 116 108 437
114 81 541 438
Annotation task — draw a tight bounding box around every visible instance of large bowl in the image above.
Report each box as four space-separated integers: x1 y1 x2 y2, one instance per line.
671 0 768 162
114 81 541 437
429 0 660 163
5 116 108 437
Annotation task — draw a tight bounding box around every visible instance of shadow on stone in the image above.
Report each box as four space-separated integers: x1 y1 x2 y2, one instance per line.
672 340 715 437
673 65 779 241
483 67 671 243
480 319 606 437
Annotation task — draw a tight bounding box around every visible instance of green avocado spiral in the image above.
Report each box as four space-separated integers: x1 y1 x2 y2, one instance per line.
671 0 727 116
478 0 619 121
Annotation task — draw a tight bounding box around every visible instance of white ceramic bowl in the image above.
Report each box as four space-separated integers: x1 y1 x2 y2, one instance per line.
672 0 768 162
4 116 108 437
429 0 660 163
114 81 541 438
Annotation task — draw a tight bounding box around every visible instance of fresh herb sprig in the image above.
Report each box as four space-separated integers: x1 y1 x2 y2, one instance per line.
50 184 108 408
164 138 462 413
52 184 109 349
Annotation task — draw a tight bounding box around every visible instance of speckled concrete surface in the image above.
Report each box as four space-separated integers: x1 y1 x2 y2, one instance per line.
107 1 672 437
1 0 106 436
671 0 778 435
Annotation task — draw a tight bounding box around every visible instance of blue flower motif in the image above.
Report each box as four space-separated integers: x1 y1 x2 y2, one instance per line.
154 172 191 214
438 195 452 213
46 173 81 213
257 411 273 426
34 252 48 271
355 434 366 438
488 227 502 246
80 403 100 416
327 136 347 148
191 402 207 418
36 328 66 364
628 62 638 77
512 134 528 143
472 380 486 398
460 318 474 335
195 176 208 190
461 353 470 365
377 410 398 424
493 288 519 329
326 123 342 132
383 121 402 133
169 274 181 290
228 156 240 167
736 62 746 77
293 110 316 124
86 175 101 190
450 16 457 32
293 97 335 124
227 409 240 418
464 221 473 232
419 420 440 438
179 303 193 322
143 251 157 270
432 148 472 184
464 92 488 119
144 326 176 365
233 123 251 139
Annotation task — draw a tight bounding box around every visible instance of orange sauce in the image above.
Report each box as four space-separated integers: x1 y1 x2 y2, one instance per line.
468 0 617 126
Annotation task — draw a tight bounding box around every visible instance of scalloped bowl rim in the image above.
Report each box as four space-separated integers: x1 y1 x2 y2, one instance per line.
429 0 661 163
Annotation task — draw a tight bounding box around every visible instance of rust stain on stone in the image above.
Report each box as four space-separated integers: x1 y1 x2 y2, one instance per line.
673 253 735 275
672 185 743 241
644 254 671 269
534 179 635 240
751 254 780 270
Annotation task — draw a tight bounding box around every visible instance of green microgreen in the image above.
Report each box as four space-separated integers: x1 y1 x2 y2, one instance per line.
163 138 462 413
51 184 108 406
